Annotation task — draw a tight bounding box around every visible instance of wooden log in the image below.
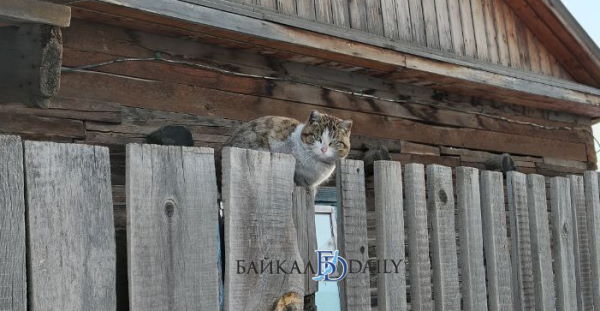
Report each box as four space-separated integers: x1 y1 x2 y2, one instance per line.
374 161 406 310
506 171 535 310
456 167 488 310
24 141 116 310
0 24 63 107
480 171 513 311
526 174 556 311
584 171 600 310
336 159 371 311
426 164 460 311
126 144 220 310
568 175 593 310
404 163 434 311
292 187 318 295
549 177 578 311
222 147 304 310
0 135 26 311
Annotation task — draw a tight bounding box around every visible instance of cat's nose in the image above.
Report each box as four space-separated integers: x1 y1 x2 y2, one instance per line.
321 146 328 153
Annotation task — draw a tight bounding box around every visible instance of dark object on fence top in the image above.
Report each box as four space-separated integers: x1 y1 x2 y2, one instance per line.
363 145 392 176
485 153 517 173
147 125 194 147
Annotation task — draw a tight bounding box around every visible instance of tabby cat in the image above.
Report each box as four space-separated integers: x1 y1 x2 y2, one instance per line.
226 111 352 188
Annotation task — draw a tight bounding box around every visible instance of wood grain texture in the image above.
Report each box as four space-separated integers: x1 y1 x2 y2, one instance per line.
408 0 427 45
526 174 556 311
550 177 578 311
330 0 350 27
459 0 477 58
506 171 535 311
422 0 440 49
296 0 316 20
276 0 297 15
492 0 510 66
395 0 413 42
315 0 333 24
222 147 304 311
126 144 220 310
336 159 371 311
380 0 399 39
480 171 513 311
366 0 384 35
404 163 434 311
292 187 318 295
470 0 489 60
447 0 465 55
24 141 116 311
481 0 499 63
374 161 406 311
426 164 460 311
568 175 593 311
434 0 452 51
0 136 26 311
455 167 487 311
348 0 368 31
584 171 600 310
502 5 522 69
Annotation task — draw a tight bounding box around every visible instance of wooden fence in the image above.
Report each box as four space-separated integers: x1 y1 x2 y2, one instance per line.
2 134 600 310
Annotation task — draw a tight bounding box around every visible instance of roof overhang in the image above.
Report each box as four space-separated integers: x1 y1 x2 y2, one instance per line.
1 0 70 27
64 0 600 117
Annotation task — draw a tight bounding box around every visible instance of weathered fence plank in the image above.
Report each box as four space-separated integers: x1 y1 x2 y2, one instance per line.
0 136 26 311
24 141 116 311
374 161 406 311
456 167 487 311
506 171 535 310
223 147 304 311
480 171 513 311
426 164 460 311
526 174 556 311
292 186 318 295
404 163 434 311
584 171 600 309
550 177 578 311
126 144 220 310
569 175 594 311
336 159 371 311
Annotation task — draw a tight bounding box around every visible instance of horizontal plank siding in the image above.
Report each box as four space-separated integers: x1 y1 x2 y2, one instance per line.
25 141 116 311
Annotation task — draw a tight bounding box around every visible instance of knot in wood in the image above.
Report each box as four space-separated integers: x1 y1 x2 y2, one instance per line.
164 200 176 218
438 189 448 204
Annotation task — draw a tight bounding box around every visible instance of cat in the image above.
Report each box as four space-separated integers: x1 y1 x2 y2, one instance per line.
225 110 352 188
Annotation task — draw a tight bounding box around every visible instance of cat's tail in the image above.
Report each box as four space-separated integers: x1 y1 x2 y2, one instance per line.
273 292 303 311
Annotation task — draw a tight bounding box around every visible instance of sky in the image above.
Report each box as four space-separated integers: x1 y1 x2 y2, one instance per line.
560 0 600 154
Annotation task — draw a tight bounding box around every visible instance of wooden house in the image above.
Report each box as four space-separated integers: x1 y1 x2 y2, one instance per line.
2 0 600 310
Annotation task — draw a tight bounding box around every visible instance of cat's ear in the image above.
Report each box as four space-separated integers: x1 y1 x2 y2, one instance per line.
309 110 321 123
340 120 353 131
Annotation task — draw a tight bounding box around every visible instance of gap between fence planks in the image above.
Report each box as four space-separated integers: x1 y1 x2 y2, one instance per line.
24 141 116 311
336 159 371 311
0 136 26 311
126 144 220 310
223 147 304 311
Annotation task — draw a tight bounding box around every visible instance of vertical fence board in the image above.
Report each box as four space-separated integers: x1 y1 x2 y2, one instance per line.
296 0 316 20
331 0 350 27
422 0 440 49
456 167 487 311
447 0 465 55
585 171 600 309
348 0 368 31
293 187 318 295
459 0 477 58
223 147 304 310
374 161 406 310
395 0 413 42
126 144 220 310
276 0 297 15
0 136 26 311
506 171 535 310
380 0 399 39
315 0 334 24
527 174 556 311
405 163 434 311
408 0 427 45
569 175 594 311
336 159 371 311
25 141 116 311
426 165 460 311
480 171 513 311
550 177 578 311
434 0 452 51
366 0 384 35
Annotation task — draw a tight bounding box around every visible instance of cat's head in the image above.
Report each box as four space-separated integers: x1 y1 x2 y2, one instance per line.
300 111 352 163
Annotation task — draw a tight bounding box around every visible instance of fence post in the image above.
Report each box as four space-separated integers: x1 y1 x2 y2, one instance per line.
336 159 371 311
506 171 535 310
568 175 593 310
550 177 578 311
584 171 600 310
480 171 513 311
223 147 304 310
0 135 26 311
526 174 556 311
24 141 116 310
292 186 318 295
126 144 220 310
374 160 406 310
426 164 460 311
456 167 487 311
404 163 433 311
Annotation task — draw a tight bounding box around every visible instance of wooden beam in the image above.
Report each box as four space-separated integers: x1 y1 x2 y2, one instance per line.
0 24 63 108
76 0 600 117
0 0 70 27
